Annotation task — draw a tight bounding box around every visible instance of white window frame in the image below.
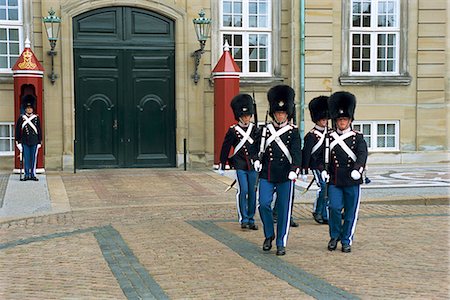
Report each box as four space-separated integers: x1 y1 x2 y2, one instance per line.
0 122 15 156
353 120 399 152
0 0 23 73
349 0 400 76
339 0 411 85
219 0 272 77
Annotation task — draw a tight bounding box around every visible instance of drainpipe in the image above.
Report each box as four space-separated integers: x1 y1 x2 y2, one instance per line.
299 0 305 146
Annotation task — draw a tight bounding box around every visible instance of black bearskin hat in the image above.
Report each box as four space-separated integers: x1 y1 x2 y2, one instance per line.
308 95 329 122
230 94 254 121
328 91 356 120
267 85 295 119
21 94 36 110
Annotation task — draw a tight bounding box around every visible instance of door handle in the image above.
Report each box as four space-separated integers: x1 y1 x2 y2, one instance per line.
113 119 118 130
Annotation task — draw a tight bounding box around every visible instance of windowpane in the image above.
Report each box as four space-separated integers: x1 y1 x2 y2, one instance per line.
233 48 242 59
249 47 257 59
8 8 17 21
259 61 267 72
362 61 370 71
234 2 242 13
363 34 370 45
363 15 370 27
377 47 385 58
0 125 9 136
234 35 242 46
259 16 267 27
259 48 266 59
363 2 371 13
377 61 385 71
249 16 257 27
249 61 257 72
362 47 370 58
0 0 6 5
9 55 17 66
352 34 360 45
0 28 5 40
362 124 371 135
8 0 18 5
233 16 242 27
0 42 6 54
353 15 361 27
386 136 395 147
223 2 232 14
387 34 395 45
223 15 232 27
0 56 6 67
377 137 385 147
0 140 8 151
249 2 257 14
10 42 18 54
377 124 385 134
260 3 267 14
0 9 5 20
352 61 360 72
9 28 18 40
378 34 386 45
353 2 361 13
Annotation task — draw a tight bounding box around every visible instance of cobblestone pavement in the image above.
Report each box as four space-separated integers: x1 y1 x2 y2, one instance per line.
0 168 449 299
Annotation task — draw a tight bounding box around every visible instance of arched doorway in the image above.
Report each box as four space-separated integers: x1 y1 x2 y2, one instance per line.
73 6 176 168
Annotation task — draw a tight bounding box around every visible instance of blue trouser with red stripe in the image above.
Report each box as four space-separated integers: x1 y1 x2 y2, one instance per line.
258 179 294 247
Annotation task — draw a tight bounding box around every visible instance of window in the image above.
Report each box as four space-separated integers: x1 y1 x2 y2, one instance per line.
350 0 399 75
340 0 410 85
0 0 22 72
220 0 272 76
0 122 15 155
353 120 399 151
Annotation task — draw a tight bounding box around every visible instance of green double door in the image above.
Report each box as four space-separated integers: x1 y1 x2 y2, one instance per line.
74 7 175 168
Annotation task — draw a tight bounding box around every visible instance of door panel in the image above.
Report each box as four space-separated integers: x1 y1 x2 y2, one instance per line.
75 50 122 167
126 50 175 167
74 7 175 169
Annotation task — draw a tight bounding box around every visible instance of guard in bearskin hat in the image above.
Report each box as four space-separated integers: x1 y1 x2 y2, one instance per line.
322 91 368 253
301 95 331 225
253 85 302 256
15 95 42 181
219 93 260 230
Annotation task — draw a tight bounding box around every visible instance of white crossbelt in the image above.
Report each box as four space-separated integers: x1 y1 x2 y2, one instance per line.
265 123 293 163
232 123 254 156
311 130 325 155
330 131 357 161
21 114 38 134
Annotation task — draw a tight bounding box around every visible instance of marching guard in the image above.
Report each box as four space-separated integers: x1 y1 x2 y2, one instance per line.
219 94 260 230
323 91 368 253
302 96 330 224
15 95 42 181
254 85 301 256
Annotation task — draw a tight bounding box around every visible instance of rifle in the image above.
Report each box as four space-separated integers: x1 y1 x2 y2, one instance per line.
252 89 258 126
323 126 330 199
254 111 269 192
301 177 316 195
19 151 23 181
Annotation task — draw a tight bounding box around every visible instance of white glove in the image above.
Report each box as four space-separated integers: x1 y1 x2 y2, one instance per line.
217 169 225 176
321 170 330 181
254 160 262 172
300 174 308 182
351 170 361 180
37 144 41 149
16 143 22 152
288 171 298 181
